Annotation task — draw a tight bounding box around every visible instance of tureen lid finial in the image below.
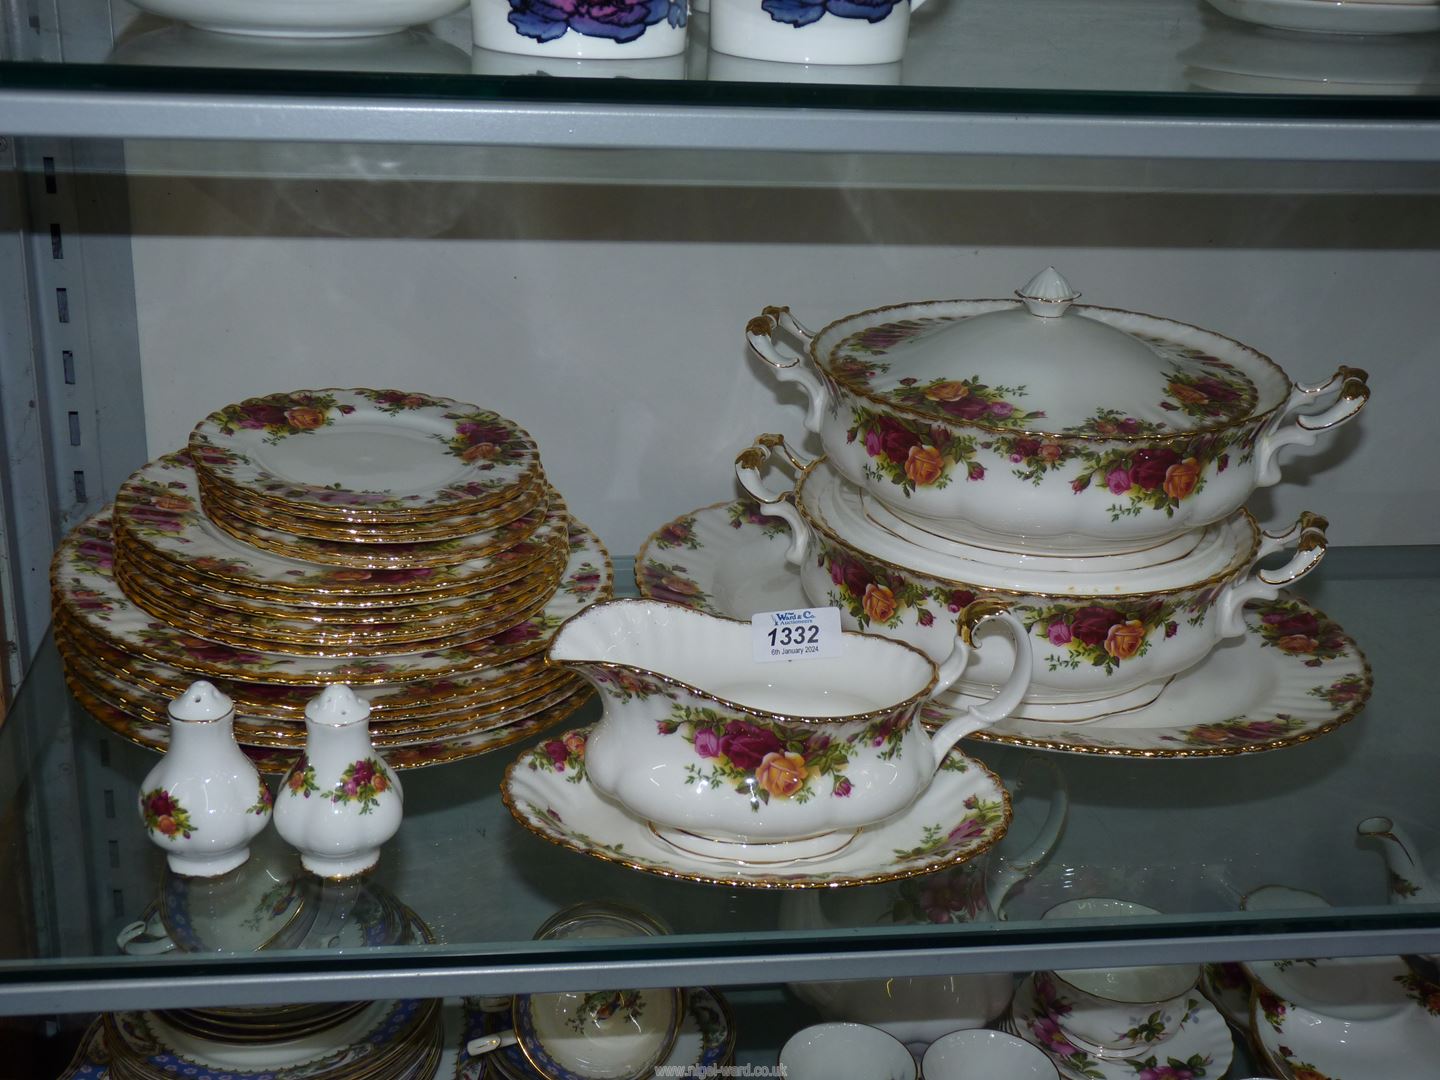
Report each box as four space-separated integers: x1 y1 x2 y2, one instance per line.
305 684 372 727
169 679 234 722
1016 267 1080 318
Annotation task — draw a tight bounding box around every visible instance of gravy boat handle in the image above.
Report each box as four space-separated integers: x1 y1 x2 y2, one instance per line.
927 602 1033 767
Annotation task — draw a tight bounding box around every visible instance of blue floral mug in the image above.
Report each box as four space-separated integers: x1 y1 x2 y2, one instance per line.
473 0 688 58
709 0 928 64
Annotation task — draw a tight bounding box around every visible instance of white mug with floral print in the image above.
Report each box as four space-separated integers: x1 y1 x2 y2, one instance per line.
710 0 927 66
138 680 272 878
546 598 1030 862
273 685 403 879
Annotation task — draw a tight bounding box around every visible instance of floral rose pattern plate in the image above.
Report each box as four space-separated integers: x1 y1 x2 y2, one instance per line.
53 510 610 686
635 500 1371 758
188 388 543 519
501 725 1011 889
1251 976 1440 1080
1009 973 1233 1080
115 453 568 599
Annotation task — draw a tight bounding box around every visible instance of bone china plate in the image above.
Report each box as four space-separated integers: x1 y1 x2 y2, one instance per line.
502 726 1011 889
189 389 541 520
634 500 1371 758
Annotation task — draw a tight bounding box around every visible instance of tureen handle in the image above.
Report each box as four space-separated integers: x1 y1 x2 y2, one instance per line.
1214 511 1329 637
734 433 817 566
1254 366 1370 487
746 307 832 436
925 603 1033 767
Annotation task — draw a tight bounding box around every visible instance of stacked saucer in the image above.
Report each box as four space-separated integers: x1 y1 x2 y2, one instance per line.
52 389 612 771
103 998 444 1080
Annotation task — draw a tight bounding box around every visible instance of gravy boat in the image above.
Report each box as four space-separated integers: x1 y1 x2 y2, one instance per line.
547 598 1031 863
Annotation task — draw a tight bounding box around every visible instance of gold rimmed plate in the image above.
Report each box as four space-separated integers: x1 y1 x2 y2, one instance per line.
188 388 543 522
55 609 564 722
113 546 564 653
193 466 547 543
52 510 612 686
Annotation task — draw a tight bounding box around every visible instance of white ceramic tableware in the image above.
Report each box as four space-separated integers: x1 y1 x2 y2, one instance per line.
503 724 1014 887
138 681 272 877
546 598 1030 861
635 498 1371 756
747 267 1368 555
737 438 1328 718
778 1022 916 1080
710 0 925 65
1010 974 1234 1080
1205 0 1440 35
273 686 403 878
1039 898 1202 1055
123 0 468 36
1359 814 1438 904
1251 977 1440 1080
473 0 687 58
922 1029 1059 1080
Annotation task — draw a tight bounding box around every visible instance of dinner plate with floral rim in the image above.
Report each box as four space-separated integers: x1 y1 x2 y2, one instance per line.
1006 973 1233 1080
52 510 611 685
200 482 551 570
501 725 1010 889
114 527 563 624
635 500 1371 759
457 987 737 1080
1204 0 1440 35
192 467 547 543
188 389 543 520
65 666 593 773
111 549 564 655
115 453 567 597
55 610 562 721
1251 976 1440 1080
60 644 585 749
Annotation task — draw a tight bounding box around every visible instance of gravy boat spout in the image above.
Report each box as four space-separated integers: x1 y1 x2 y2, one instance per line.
547 599 1030 864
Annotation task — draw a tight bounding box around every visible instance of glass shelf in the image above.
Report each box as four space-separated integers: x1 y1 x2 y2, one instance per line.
4 549 1438 1016
4 0 1440 155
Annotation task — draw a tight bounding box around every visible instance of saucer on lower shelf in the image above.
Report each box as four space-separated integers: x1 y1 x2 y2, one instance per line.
1005 974 1234 1080
635 501 1372 759
1199 962 1253 1031
456 987 737 1080
501 726 1012 889
1204 0 1440 35
1251 974 1440 1079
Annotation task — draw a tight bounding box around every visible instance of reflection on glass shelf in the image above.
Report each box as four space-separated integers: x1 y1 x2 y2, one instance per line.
8 0 1440 107
3 550 1440 1009
109 26 471 74
1180 12 1440 95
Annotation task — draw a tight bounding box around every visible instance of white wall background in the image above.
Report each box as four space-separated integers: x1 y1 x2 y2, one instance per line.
123 151 1438 561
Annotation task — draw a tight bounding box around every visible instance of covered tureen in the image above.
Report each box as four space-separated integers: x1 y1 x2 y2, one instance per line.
747 268 1368 555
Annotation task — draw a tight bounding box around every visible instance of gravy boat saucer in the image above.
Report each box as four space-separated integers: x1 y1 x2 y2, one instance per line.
636 500 1372 759
501 726 1011 889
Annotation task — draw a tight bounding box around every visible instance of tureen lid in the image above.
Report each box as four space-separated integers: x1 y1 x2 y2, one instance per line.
821 268 1268 438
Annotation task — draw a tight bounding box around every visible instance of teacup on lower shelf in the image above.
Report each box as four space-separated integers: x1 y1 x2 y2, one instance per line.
922 1029 1059 1079
1036 898 1201 1056
547 598 1031 863
779 1022 915 1080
